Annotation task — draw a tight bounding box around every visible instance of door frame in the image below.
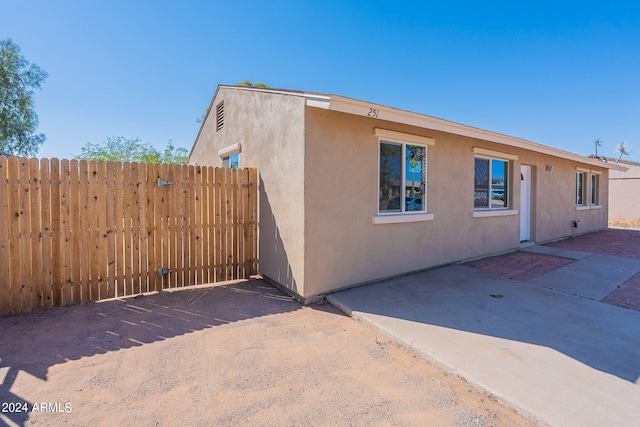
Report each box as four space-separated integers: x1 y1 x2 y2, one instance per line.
520 165 532 242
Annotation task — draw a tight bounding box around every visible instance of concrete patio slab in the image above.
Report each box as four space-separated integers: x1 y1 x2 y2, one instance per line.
527 254 640 300
327 264 640 427
520 245 593 260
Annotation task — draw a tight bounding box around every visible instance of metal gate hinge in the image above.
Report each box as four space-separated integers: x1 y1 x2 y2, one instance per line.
158 268 174 276
157 178 173 187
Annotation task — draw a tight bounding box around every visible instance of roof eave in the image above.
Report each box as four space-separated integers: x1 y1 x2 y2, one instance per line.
189 85 332 162
306 95 627 172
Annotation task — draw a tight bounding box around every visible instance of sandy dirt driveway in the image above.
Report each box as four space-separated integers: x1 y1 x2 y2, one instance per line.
0 279 535 427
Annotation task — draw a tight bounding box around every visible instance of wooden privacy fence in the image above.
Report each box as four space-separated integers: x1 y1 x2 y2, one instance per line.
0 157 257 316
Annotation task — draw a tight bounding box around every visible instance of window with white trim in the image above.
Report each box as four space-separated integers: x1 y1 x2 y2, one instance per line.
474 158 509 209
218 143 241 169
222 151 239 169
589 173 598 205
379 141 427 213
576 172 586 205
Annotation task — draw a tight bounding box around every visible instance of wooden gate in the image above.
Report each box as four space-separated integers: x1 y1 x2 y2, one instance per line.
0 157 257 315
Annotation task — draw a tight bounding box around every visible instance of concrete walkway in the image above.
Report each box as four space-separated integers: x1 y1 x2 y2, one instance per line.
327 247 640 427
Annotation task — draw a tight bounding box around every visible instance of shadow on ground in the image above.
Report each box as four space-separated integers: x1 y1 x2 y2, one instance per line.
0 279 300 426
330 265 640 383
329 229 640 384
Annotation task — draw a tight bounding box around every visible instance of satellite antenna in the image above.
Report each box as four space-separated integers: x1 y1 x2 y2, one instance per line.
614 141 632 164
594 138 603 158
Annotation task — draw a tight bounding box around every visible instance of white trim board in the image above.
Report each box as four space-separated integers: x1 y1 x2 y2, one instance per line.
218 143 241 157
305 93 626 172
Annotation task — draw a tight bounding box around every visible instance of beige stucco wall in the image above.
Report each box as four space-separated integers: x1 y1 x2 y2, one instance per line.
529 155 608 241
188 87 307 296
609 180 640 220
302 107 609 298
609 162 640 221
189 87 610 301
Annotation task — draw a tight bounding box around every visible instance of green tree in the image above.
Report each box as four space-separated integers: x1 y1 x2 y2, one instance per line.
75 136 188 164
235 79 270 88
0 39 48 156
160 141 189 164
407 145 424 197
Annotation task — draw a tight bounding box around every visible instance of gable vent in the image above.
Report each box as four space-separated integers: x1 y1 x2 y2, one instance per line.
216 101 224 131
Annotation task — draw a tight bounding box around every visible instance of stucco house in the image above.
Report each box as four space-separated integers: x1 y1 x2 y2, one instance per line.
188 85 625 302
607 158 640 222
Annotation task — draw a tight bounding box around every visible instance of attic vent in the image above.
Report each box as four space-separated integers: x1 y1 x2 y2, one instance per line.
216 101 224 131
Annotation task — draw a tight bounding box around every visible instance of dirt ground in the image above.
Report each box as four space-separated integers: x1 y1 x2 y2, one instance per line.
0 280 536 427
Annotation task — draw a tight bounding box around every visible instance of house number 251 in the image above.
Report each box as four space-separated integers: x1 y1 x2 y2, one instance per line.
367 108 379 118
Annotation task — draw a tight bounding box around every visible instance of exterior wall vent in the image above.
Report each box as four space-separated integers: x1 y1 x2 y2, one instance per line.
216 101 224 131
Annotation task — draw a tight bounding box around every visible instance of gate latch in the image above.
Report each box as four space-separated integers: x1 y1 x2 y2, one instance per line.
158 268 174 276
157 178 173 187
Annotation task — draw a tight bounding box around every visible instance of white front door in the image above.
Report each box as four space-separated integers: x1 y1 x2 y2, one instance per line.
520 165 531 242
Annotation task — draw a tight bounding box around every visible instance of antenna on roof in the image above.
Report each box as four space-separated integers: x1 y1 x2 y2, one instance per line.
614 141 632 164
594 138 603 158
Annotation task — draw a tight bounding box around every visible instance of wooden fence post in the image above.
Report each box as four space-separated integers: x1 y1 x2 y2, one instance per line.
0 157 10 315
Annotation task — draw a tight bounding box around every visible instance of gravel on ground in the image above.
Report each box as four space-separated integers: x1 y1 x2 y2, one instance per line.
0 279 536 427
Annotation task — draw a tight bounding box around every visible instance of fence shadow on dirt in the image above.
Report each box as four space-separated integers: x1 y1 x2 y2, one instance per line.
0 279 300 426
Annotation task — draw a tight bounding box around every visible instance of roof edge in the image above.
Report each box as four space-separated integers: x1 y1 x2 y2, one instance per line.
188 85 331 162
315 95 627 171
188 85 221 161
217 84 331 101
191 85 627 172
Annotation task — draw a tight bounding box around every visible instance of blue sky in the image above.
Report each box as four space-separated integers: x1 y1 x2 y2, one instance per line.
2 1 639 161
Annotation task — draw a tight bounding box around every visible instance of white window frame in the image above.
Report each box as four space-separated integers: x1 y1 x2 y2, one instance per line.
373 129 434 224
589 173 598 206
472 147 518 218
473 157 510 210
577 168 602 210
576 171 586 206
218 143 241 169
377 139 427 214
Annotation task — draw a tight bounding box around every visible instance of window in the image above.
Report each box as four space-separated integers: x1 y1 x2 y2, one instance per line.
379 141 426 213
218 143 241 169
222 151 239 169
373 129 434 224
576 172 585 205
576 168 600 209
589 173 598 205
474 158 509 209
